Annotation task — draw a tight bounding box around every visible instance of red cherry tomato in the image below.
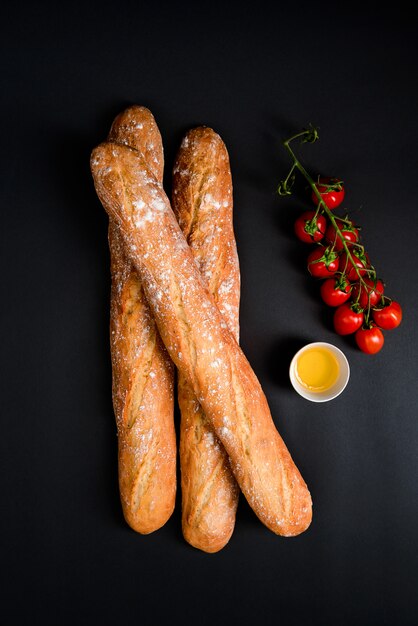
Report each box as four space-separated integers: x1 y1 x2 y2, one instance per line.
333 303 364 335
294 210 327 243
307 246 339 278
325 219 359 251
320 278 352 307
311 176 345 210
351 277 385 309
339 249 370 281
355 325 384 354
372 300 403 330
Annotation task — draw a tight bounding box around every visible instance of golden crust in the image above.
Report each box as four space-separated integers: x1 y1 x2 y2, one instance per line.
172 127 240 552
91 140 312 537
107 106 176 534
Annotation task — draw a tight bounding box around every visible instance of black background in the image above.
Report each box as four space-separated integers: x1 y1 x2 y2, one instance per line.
2 2 418 625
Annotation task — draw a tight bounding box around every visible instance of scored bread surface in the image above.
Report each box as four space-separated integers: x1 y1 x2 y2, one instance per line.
91 139 313 537
107 106 176 534
172 127 240 553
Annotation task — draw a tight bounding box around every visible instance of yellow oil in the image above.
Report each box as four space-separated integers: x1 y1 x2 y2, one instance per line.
295 346 339 393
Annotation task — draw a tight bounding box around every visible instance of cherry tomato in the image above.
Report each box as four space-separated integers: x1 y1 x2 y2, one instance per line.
311 176 345 210
333 303 364 335
320 278 352 307
339 249 370 281
325 219 359 251
307 246 339 278
351 277 385 309
372 300 403 330
294 210 327 243
355 325 384 354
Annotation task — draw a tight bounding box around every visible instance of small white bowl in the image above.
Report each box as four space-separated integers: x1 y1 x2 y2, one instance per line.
289 341 350 402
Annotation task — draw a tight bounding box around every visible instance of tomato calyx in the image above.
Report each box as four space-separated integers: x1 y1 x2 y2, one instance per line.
333 275 351 292
311 175 345 210
333 302 364 335
294 210 327 243
340 213 359 232
304 217 322 236
349 300 364 315
316 177 344 194
310 246 338 268
320 276 352 307
307 245 340 278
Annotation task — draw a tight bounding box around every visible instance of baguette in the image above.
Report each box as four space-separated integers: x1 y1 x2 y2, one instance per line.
107 106 176 534
172 127 240 552
90 141 313 537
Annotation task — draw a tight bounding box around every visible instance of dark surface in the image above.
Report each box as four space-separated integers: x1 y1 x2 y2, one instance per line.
2 2 418 625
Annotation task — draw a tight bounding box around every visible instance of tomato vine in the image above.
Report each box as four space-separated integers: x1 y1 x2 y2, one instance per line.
277 125 402 354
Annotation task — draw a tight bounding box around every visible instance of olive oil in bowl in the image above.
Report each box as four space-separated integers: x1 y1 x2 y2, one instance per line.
289 342 350 402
